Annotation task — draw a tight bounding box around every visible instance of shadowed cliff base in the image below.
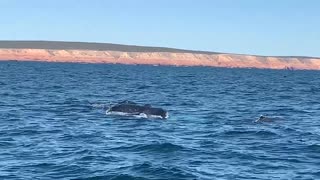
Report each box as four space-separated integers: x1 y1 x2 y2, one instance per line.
0 41 319 70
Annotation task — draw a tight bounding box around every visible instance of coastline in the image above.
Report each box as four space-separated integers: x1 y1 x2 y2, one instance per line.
0 41 319 70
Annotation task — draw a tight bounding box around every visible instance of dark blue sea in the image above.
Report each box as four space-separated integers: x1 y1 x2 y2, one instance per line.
1 61 320 180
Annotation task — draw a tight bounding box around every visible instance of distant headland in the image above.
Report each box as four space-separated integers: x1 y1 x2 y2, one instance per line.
0 40 319 70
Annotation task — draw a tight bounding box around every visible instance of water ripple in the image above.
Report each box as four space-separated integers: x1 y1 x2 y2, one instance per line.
1 61 320 179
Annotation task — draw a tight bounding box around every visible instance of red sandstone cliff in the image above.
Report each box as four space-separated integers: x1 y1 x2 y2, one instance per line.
0 41 319 70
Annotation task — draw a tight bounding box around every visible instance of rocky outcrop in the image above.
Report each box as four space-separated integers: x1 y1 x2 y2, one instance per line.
0 41 319 70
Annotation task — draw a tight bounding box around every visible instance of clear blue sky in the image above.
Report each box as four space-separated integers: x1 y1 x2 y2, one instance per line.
0 0 319 57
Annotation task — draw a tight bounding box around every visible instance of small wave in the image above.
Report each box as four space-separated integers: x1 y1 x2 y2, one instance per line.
140 142 185 152
109 174 149 180
9 128 41 136
137 85 152 90
51 85 63 89
106 111 147 119
76 155 119 163
307 144 320 151
113 142 185 153
127 162 197 180
255 130 279 136
106 111 165 119
0 141 15 147
73 174 148 180
222 130 278 137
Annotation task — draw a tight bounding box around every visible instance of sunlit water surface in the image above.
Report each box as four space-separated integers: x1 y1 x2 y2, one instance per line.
1 61 320 179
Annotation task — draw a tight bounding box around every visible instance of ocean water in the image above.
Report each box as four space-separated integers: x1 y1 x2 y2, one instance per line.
1 61 320 180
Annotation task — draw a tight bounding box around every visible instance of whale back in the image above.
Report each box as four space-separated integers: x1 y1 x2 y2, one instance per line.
108 101 168 119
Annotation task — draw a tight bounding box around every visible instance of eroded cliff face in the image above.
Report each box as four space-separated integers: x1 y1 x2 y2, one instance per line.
0 48 319 70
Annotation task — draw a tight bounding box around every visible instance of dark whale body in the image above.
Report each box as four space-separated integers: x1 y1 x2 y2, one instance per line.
107 101 168 119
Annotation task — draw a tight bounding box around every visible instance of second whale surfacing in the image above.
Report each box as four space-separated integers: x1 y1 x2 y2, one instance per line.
106 101 169 119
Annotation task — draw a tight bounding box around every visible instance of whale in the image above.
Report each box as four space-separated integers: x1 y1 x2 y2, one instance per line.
255 115 282 123
106 101 168 119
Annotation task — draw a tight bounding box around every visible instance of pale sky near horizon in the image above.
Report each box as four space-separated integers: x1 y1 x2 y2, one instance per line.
0 0 319 57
